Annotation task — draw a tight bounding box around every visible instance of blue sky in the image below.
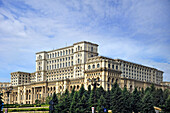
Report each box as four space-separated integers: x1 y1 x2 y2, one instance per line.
0 0 170 82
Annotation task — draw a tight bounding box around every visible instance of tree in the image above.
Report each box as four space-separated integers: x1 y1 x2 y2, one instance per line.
97 95 106 113
70 92 78 113
88 89 96 110
35 99 40 104
163 95 170 113
110 82 123 112
59 89 70 113
96 86 105 99
78 84 86 99
70 86 75 100
0 93 3 112
121 86 132 113
45 96 52 104
141 91 155 113
132 88 142 113
105 90 111 110
77 94 89 112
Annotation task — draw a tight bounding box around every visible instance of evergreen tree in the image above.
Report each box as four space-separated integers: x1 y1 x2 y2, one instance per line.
70 92 78 113
0 93 3 112
110 82 123 112
51 93 59 113
77 94 89 112
87 85 91 98
96 86 105 99
163 95 170 113
154 89 164 107
78 84 86 99
121 86 132 113
70 86 75 100
88 89 96 110
141 91 155 113
45 96 52 104
97 95 106 113
105 90 111 110
132 88 142 113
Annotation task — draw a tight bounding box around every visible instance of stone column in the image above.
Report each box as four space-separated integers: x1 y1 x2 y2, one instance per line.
33 87 36 103
17 87 20 104
23 86 26 104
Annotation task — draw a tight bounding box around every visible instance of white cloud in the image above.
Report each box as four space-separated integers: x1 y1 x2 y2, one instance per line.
0 0 170 81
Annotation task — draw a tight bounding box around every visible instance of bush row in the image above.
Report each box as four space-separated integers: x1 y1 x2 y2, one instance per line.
7 108 49 112
3 104 49 108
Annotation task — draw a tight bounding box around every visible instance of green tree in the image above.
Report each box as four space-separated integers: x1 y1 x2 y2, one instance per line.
105 90 111 110
70 91 78 113
96 86 105 99
35 99 40 104
163 95 170 113
97 95 106 113
78 84 86 99
88 89 96 110
110 82 123 113
45 96 52 104
70 86 75 100
59 89 70 113
132 88 142 113
121 86 132 113
77 94 89 112
141 91 155 113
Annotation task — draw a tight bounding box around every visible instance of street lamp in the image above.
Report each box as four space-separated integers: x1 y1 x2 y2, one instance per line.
87 78 101 113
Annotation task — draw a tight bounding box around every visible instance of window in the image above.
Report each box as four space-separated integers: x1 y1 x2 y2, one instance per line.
91 47 93 52
97 64 100 68
108 64 110 68
112 65 114 69
93 64 95 69
88 65 91 69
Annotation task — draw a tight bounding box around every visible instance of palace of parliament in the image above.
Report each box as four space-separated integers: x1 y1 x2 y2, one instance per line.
0 41 170 104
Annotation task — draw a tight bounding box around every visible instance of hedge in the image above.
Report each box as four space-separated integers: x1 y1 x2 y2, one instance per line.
7 108 49 112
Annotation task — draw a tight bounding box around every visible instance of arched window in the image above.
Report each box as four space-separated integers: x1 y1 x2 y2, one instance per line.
77 85 79 89
78 59 80 64
112 65 114 69
108 64 110 68
112 78 114 83
97 64 100 68
66 50 67 55
60 51 62 56
108 77 110 82
88 65 91 69
116 66 118 70
91 47 93 52
93 64 95 69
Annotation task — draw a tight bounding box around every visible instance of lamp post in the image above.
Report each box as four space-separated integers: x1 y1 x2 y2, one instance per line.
87 78 101 113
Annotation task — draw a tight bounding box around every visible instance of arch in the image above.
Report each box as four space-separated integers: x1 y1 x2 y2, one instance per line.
51 87 52 91
53 87 55 91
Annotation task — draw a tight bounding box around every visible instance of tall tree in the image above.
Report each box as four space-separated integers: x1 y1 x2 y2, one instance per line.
132 88 142 113
96 86 105 99
51 93 59 113
121 87 132 113
77 94 89 112
70 86 75 100
78 84 86 99
110 82 123 113
163 95 170 113
141 91 155 113
70 92 78 113
97 95 106 113
105 90 111 110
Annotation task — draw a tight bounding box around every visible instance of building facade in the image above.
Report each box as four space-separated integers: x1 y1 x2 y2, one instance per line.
0 41 169 104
